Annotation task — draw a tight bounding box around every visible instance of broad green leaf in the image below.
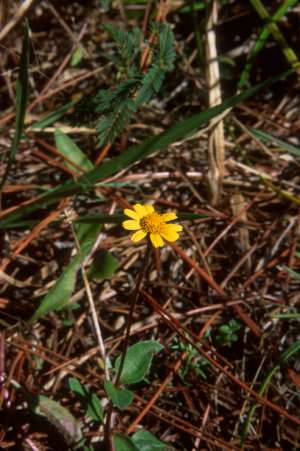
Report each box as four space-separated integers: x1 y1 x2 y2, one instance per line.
33 394 83 446
69 377 89 397
252 128 300 158
0 25 29 190
55 128 94 174
0 68 294 229
30 223 102 322
88 250 119 281
86 393 104 423
68 377 103 423
132 430 167 450
104 381 133 410
115 340 164 385
114 434 139 451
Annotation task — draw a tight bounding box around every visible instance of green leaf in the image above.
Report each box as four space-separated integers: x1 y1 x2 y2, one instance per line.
251 128 300 158
104 381 133 410
71 45 83 66
55 128 94 174
219 325 231 334
228 319 242 331
0 24 29 191
68 377 103 423
30 223 102 322
69 377 89 397
115 340 164 385
114 434 139 451
88 250 119 281
132 430 167 450
0 68 294 229
28 100 77 130
86 393 104 423
135 64 164 105
33 394 83 446
158 24 175 70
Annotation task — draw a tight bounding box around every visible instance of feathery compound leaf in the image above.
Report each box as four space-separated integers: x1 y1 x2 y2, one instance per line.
95 80 139 115
104 24 141 67
104 23 127 47
135 64 165 105
158 24 176 70
97 98 136 146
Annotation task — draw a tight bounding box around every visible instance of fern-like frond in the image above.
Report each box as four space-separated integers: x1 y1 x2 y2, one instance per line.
104 24 141 69
158 24 176 70
95 80 139 115
135 64 165 105
97 98 136 146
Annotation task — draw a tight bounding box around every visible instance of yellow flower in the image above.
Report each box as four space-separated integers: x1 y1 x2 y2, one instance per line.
122 204 183 248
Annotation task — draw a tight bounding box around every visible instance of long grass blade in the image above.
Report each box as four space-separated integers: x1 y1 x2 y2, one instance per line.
248 0 300 76
0 25 29 196
0 68 293 229
241 340 300 447
252 128 300 157
239 0 298 88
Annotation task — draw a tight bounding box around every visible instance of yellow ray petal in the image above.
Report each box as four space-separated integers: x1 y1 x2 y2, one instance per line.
162 212 177 222
124 208 140 220
133 204 147 218
131 230 147 242
166 224 183 232
150 233 164 248
122 220 141 230
160 226 180 242
144 204 155 214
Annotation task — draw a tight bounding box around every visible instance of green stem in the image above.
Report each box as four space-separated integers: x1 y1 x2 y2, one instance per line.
240 0 298 87
248 0 299 74
103 242 151 450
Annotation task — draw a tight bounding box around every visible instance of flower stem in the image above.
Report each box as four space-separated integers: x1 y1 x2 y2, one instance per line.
103 242 151 449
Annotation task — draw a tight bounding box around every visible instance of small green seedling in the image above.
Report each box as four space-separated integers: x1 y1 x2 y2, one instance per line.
171 333 211 381
216 319 242 346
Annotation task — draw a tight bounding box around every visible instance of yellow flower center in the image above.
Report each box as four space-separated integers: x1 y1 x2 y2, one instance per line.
140 212 165 233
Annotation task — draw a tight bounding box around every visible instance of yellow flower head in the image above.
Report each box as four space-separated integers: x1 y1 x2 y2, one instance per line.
122 204 183 248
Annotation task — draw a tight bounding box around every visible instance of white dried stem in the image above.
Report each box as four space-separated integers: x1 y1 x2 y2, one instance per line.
205 0 226 205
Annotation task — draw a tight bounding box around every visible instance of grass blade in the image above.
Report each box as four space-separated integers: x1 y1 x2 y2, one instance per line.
241 340 300 447
0 25 29 195
0 68 293 229
28 100 77 130
239 0 298 88
30 222 102 322
252 128 300 157
249 0 300 74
